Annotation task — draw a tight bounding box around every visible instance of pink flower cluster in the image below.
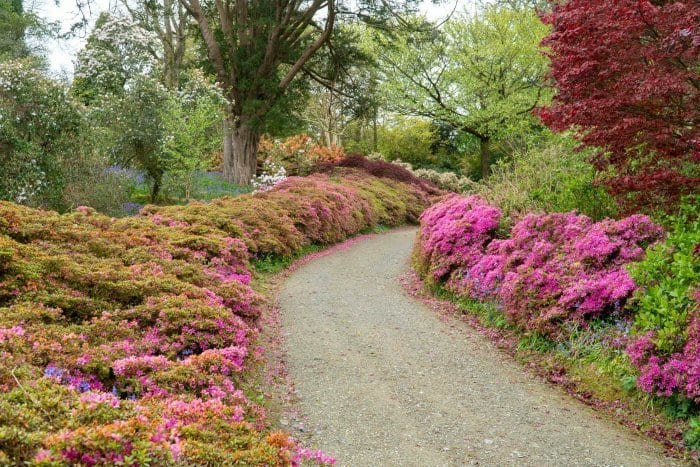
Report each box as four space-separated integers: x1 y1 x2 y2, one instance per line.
294 447 337 465
416 195 664 338
627 293 700 402
416 195 501 284
0 325 25 343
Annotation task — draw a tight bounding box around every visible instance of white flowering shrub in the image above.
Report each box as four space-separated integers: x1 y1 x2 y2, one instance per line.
73 13 159 103
0 59 83 206
251 159 287 193
413 167 477 193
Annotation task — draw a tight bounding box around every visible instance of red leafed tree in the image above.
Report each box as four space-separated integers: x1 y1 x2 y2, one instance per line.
538 0 699 214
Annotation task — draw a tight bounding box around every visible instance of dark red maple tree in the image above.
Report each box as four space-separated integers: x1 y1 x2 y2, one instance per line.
538 0 699 214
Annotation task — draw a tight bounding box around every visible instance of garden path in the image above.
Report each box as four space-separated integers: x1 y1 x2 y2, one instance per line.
279 228 678 466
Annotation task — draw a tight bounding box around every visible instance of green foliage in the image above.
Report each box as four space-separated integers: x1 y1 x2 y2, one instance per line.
0 0 29 59
376 116 435 167
685 417 700 452
0 0 51 61
477 133 619 220
442 6 551 138
628 196 700 354
159 71 226 198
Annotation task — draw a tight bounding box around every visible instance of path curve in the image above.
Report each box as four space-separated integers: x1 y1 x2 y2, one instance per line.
279 228 677 466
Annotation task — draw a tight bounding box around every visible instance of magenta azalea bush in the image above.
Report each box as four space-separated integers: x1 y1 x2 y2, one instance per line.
0 169 432 465
628 307 700 401
415 195 664 338
624 199 700 404
414 194 501 285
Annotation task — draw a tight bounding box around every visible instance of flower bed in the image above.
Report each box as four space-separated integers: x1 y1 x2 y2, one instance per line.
0 169 431 465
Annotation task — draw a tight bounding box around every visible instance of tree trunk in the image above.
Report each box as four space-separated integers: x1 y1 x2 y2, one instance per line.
151 175 162 202
223 117 234 179
223 118 260 185
480 137 491 181
372 105 378 152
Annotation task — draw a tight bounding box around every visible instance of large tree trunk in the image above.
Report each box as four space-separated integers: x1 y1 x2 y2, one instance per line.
480 137 491 181
223 118 260 185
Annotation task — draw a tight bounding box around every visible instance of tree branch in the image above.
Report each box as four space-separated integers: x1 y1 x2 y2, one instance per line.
279 0 335 91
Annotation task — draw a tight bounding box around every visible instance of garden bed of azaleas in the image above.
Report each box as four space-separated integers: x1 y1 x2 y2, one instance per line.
414 194 700 455
0 167 434 465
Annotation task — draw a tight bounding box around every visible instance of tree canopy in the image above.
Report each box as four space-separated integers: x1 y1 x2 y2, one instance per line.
379 6 551 179
539 0 700 213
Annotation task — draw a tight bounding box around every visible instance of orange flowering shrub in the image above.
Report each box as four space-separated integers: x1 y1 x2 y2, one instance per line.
258 134 345 176
0 169 431 465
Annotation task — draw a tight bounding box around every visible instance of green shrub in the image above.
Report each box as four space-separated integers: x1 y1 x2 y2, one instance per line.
62 165 135 217
477 133 618 220
685 417 700 452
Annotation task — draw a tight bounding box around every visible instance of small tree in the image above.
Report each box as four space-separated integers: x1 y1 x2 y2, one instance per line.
159 70 226 198
379 6 551 179
539 0 699 213
94 73 224 201
75 14 224 201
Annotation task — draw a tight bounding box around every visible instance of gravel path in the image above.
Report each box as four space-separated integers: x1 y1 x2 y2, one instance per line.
279 228 678 466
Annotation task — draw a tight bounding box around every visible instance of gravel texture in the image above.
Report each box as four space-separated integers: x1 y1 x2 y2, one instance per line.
279 228 678 466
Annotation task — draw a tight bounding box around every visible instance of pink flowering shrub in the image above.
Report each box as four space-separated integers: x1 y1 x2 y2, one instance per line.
415 195 664 338
142 168 432 257
627 310 700 401
414 194 502 285
0 169 425 464
624 198 700 406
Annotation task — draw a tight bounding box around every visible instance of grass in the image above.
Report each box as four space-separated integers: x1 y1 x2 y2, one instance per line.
251 244 324 276
432 286 513 330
